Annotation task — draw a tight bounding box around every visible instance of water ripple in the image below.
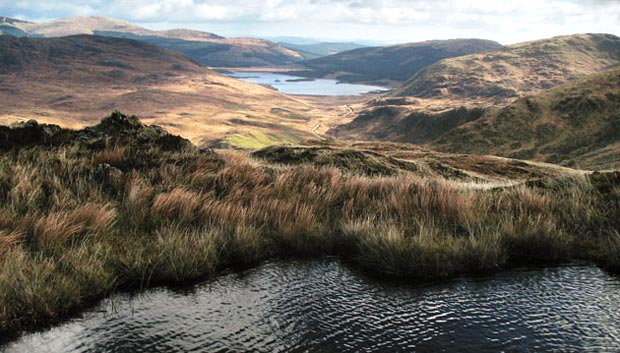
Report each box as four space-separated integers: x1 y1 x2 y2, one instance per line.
4 261 620 353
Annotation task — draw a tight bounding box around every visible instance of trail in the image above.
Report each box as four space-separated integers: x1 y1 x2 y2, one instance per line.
311 105 353 140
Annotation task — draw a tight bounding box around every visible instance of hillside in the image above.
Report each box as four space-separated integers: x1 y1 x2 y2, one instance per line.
0 17 34 37
335 68 620 170
0 35 340 149
330 103 488 145
396 33 620 100
279 41 367 59
0 16 303 67
432 68 620 170
291 39 502 85
0 34 204 77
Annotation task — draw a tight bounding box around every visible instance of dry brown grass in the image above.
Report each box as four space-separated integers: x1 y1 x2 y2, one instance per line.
0 230 23 256
32 204 116 251
94 147 127 167
0 138 618 343
152 188 202 224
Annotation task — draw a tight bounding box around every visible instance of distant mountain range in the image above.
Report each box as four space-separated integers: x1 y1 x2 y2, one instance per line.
291 39 502 85
0 16 379 67
0 16 304 67
278 41 368 60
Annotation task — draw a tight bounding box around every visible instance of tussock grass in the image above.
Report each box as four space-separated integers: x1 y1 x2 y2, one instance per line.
152 188 202 225
94 147 127 167
32 203 117 252
0 140 619 342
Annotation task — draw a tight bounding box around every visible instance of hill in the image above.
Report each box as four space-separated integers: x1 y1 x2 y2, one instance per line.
279 41 367 59
396 33 620 100
335 68 620 170
0 17 34 37
432 68 620 170
0 16 303 67
0 35 339 149
0 34 204 77
291 39 502 85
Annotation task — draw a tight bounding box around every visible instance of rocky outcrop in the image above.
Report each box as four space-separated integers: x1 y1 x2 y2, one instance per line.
0 111 193 152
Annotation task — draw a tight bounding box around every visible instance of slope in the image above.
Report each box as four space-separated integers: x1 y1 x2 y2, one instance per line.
292 39 502 85
396 33 620 100
279 41 367 59
432 68 620 169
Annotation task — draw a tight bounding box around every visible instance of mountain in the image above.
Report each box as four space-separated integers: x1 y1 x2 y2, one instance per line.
291 39 502 85
335 68 620 170
0 16 303 67
0 17 35 37
279 41 367 59
396 33 620 100
0 35 335 149
432 68 620 169
0 34 204 77
0 17 30 25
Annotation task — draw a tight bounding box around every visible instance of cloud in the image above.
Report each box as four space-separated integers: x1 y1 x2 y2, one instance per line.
1 0 619 43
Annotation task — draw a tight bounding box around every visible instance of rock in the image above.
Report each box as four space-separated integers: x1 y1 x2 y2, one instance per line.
77 127 97 142
93 163 123 184
97 111 143 133
24 119 39 128
0 112 195 153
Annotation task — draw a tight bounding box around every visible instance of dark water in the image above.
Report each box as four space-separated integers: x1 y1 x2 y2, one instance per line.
4 261 620 353
227 72 389 96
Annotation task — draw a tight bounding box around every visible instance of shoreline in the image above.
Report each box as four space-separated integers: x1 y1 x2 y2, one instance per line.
2 255 617 348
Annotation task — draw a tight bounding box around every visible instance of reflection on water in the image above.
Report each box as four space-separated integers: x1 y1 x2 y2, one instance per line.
5 261 620 353
227 72 389 96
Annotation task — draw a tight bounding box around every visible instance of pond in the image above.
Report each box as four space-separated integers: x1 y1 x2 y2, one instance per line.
4 260 620 352
227 72 389 96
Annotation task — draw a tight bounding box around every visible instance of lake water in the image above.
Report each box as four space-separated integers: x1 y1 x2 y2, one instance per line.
227 72 389 96
5 260 620 353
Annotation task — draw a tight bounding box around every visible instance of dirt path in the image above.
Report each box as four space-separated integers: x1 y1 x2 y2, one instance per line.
311 105 353 140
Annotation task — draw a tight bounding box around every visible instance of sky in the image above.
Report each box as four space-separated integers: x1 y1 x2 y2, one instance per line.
2 0 620 44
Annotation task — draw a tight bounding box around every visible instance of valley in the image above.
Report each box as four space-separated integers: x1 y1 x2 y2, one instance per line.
1 10 620 353
0 35 366 149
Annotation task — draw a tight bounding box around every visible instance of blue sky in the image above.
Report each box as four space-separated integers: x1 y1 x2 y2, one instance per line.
2 0 620 44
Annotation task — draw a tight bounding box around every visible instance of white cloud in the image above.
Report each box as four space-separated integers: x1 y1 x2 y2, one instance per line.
1 0 619 43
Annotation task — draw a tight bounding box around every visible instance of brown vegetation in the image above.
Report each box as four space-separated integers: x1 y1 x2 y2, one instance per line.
0 115 618 344
0 35 352 149
335 67 620 170
396 33 620 100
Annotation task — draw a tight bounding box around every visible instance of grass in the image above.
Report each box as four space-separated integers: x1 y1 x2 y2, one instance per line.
224 131 296 149
0 117 619 343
